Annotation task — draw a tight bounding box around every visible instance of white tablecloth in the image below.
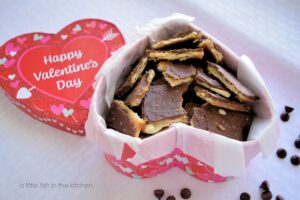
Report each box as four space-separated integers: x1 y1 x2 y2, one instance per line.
0 0 300 199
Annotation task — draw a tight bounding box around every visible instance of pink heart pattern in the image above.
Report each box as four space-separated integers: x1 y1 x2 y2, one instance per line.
10 80 19 88
86 21 97 29
80 98 91 109
99 23 107 29
50 104 64 115
5 43 20 56
0 19 125 135
41 35 51 43
17 37 28 44
4 59 16 68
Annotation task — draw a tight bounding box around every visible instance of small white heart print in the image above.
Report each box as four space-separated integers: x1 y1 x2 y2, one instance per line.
16 87 32 99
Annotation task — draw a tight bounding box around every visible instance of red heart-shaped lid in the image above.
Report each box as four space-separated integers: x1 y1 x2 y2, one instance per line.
0 19 125 135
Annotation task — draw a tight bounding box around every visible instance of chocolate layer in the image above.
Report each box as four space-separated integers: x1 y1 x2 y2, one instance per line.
191 104 252 141
157 61 196 87
166 62 196 79
151 78 168 85
143 84 188 122
195 69 231 98
194 85 250 112
207 62 258 102
106 100 145 137
185 102 201 117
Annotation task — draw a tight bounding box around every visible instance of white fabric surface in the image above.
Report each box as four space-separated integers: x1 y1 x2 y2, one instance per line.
0 0 300 199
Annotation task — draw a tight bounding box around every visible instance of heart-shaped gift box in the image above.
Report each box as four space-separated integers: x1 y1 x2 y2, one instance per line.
0 19 125 135
87 14 279 182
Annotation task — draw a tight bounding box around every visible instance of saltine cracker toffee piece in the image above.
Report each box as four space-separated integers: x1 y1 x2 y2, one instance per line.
194 85 251 112
115 56 148 98
106 100 145 137
157 61 196 87
195 69 231 98
124 69 155 107
147 48 204 61
151 30 202 50
190 104 252 141
199 38 223 63
142 84 189 134
207 62 258 102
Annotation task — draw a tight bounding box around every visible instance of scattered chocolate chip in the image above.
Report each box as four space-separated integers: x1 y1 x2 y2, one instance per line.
154 189 164 200
290 155 300 166
294 138 300 149
276 148 287 159
276 195 285 200
259 180 270 191
240 192 251 200
166 195 176 200
180 188 191 199
261 191 272 200
280 113 290 122
284 106 294 113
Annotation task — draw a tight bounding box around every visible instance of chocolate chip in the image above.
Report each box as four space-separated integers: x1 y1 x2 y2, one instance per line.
259 180 270 191
276 195 285 200
261 191 272 200
276 148 287 159
280 113 290 122
290 155 300 166
166 195 176 200
284 106 294 113
240 192 251 200
180 188 191 199
154 189 164 200
294 138 300 149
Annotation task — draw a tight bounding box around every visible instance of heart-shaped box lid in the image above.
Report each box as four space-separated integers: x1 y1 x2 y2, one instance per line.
0 19 125 135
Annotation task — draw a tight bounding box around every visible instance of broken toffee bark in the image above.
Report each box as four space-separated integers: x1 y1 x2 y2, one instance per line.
125 69 155 107
142 84 189 134
190 104 252 141
195 69 231 98
106 100 145 137
194 85 250 112
199 38 223 63
157 61 196 87
115 56 148 99
207 62 258 102
151 30 202 50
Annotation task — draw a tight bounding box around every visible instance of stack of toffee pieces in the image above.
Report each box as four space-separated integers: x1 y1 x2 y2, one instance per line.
106 30 259 141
